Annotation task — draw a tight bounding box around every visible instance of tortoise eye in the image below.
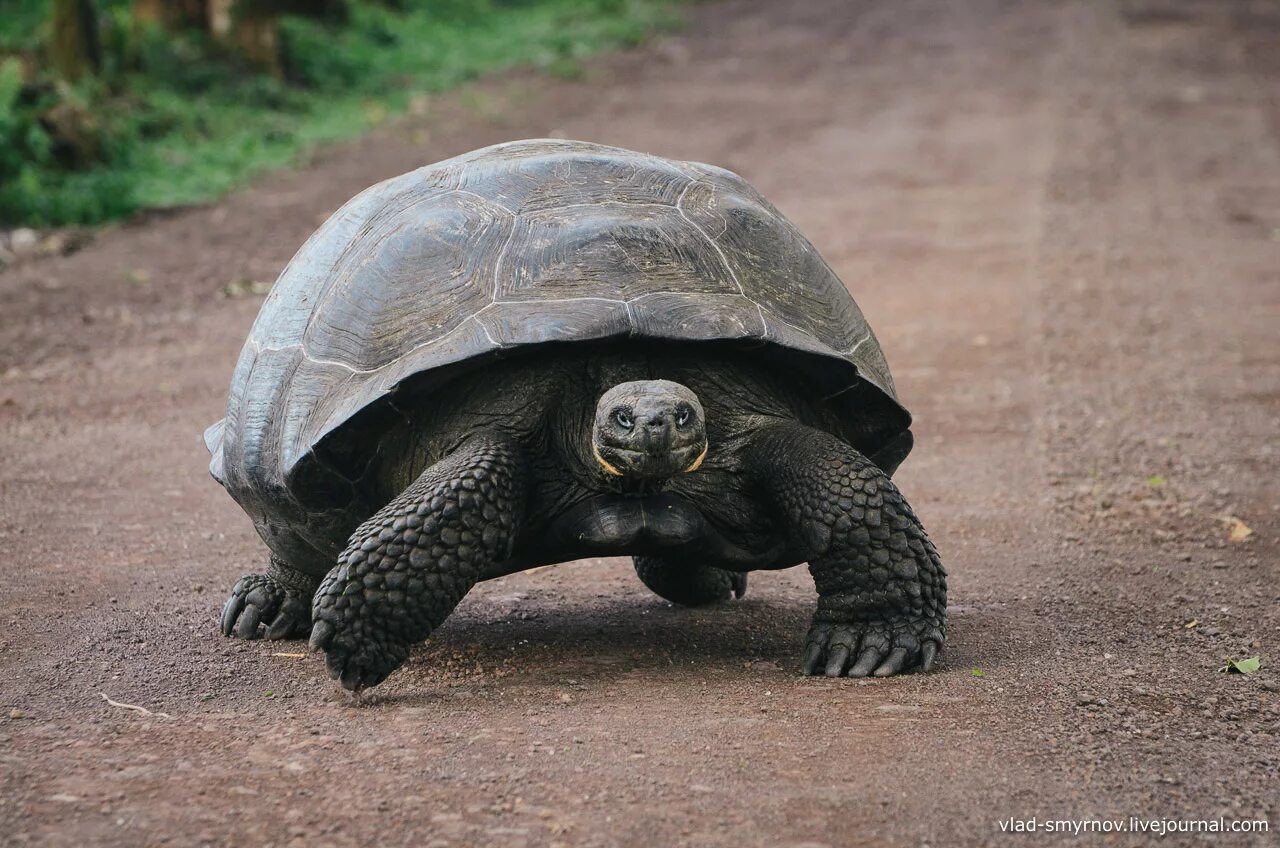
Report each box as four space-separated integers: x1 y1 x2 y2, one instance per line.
676 405 691 427
614 409 633 429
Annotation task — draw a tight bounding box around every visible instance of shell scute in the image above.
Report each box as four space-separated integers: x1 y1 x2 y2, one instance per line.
302 190 512 372
496 203 739 302
455 144 690 214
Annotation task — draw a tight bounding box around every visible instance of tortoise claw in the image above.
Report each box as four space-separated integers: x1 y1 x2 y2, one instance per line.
800 616 942 678
920 641 939 673
220 573 311 640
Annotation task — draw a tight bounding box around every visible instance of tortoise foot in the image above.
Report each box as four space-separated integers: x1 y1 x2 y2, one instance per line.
633 556 748 606
308 573 412 692
799 614 942 678
220 573 312 640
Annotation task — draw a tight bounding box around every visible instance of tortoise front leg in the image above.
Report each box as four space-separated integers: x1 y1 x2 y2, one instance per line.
309 432 527 690
745 422 946 677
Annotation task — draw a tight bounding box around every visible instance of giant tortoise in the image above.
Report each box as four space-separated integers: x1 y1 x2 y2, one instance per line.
207 139 946 690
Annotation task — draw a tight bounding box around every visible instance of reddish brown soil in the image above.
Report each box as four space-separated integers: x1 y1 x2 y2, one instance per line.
2 1 1277 845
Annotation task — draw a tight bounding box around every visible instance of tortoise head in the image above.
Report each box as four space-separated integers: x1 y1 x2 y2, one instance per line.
592 380 707 484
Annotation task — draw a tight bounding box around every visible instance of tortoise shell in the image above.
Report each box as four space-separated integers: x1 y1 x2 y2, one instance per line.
206 139 908 509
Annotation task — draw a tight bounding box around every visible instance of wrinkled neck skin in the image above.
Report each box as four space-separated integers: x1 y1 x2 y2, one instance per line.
611 473 673 498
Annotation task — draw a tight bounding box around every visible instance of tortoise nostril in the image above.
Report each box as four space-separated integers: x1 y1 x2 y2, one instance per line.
645 416 666 428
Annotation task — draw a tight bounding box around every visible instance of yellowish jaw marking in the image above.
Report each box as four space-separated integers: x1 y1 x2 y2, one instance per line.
683 443 708 473
593 444 624 476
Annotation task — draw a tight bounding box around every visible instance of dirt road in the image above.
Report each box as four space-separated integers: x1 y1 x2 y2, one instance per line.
2 0 1277 845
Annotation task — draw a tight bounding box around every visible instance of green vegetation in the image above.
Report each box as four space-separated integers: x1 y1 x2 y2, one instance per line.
0 0 681 227
1220 656 1261 675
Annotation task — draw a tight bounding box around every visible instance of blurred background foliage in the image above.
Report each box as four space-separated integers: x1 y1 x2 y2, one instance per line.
0 0 680 227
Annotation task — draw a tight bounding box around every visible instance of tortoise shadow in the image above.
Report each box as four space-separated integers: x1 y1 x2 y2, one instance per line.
358 593 1006 708
359 594 806 702
444 594 806 662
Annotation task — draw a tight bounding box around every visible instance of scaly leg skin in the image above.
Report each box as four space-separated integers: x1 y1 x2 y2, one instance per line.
747 423 946 678
633 556 748 606
221 557 319 640
309 432 526 690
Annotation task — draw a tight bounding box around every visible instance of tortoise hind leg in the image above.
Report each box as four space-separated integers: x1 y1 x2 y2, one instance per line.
633 556 747 606
221 556 320 640
309 431 527 690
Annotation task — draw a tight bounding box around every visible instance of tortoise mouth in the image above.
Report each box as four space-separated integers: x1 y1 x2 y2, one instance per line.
593 441 708 481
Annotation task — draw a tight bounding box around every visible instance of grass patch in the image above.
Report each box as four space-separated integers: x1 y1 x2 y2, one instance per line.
0 0 682 227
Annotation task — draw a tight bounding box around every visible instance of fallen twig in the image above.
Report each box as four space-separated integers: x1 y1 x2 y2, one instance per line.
99 693 171 719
